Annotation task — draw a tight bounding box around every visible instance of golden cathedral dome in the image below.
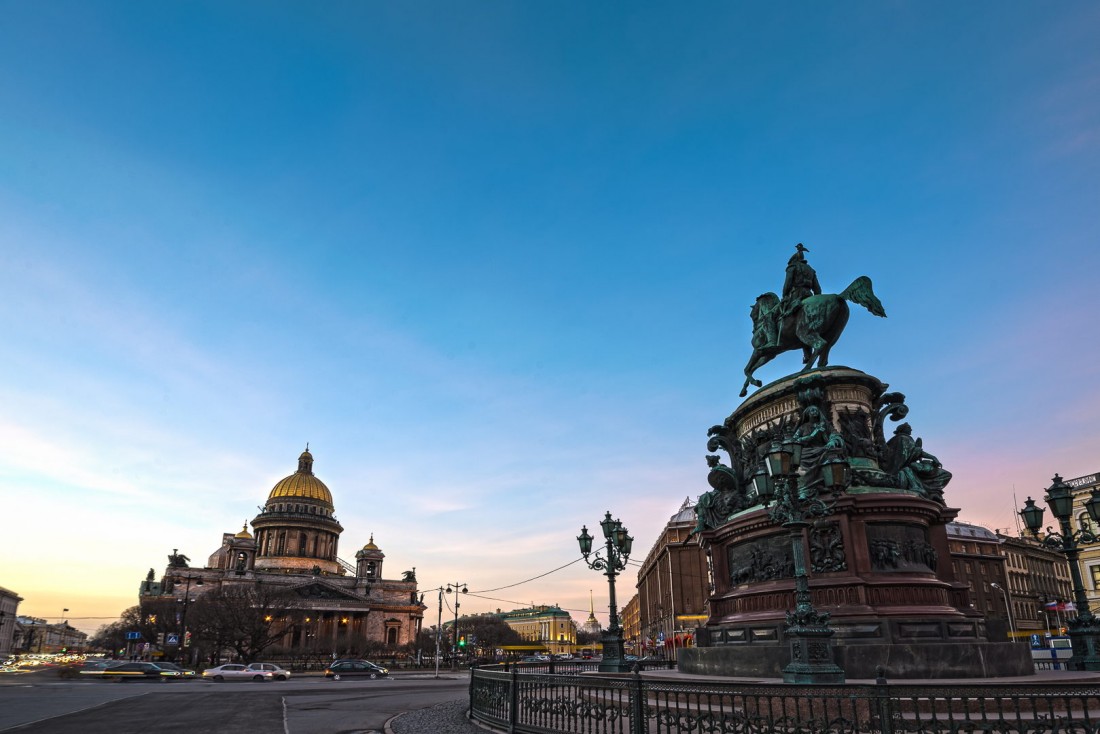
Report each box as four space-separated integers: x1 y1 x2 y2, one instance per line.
234 522 253 539
362 534 379 551
266 448 334 506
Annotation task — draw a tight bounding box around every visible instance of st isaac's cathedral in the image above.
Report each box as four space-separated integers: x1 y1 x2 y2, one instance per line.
142 448 424 651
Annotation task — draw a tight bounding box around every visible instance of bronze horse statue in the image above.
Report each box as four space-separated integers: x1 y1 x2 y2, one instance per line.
739 276 886 397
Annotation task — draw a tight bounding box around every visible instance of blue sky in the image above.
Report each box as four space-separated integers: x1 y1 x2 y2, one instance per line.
1 2 1098 634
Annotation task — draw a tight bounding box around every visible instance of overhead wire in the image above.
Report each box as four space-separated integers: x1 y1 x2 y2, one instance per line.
469 557 586 593
422 555 634 618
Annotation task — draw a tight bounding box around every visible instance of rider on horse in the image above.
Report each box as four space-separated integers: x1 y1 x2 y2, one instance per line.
739 244 885 397
772 243 821 345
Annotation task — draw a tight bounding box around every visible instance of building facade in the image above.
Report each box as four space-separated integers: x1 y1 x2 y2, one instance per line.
498 605 577 656
635 498 709 658
12 616 87 654
997 532 1073 639
0 587 23 658
621 593 639 654
947 521 1008 614
143 448 424 655
946 520 1074 641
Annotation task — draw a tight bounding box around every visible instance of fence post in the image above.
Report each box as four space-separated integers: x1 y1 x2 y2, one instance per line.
509 668 519 734
873 666 894 734
630 669 646 734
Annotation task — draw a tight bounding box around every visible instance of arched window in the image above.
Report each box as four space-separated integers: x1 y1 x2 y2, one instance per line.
298 532 307 556
1078 512 1096 534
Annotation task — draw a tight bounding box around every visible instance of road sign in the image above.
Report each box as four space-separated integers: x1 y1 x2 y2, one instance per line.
125 631 141 640
166 633 180 645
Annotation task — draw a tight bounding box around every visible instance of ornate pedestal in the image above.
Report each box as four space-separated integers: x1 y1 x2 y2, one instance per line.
681 367 1033 679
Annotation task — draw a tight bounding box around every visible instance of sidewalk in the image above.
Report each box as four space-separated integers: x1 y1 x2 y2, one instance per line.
388 700 480 734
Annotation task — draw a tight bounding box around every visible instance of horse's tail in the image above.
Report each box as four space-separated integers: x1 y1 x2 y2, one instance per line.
840 276 886 318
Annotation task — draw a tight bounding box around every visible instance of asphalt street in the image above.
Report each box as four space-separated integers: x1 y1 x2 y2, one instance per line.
0 673 471 734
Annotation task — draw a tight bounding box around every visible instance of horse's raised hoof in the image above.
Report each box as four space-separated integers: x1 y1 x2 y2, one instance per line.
752 379 762 387
739 388 748 398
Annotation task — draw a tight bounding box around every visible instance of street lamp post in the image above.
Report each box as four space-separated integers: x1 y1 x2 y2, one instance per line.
1039 607 1053 639
433 588 443 678
171 565 203 665
990 583 1016 638
753 438 847 685
1019 474 1100 670
444 582 467 670
577 511 633 673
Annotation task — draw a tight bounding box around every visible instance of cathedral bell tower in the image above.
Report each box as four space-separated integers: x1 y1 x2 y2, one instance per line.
355 535 384 582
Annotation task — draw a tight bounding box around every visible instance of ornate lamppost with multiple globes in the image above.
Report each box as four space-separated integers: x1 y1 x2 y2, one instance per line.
752 438 848 684
1019 474 1100 670
577 512 633 673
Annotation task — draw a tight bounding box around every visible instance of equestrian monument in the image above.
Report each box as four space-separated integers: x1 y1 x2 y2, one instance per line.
680 244 1032 679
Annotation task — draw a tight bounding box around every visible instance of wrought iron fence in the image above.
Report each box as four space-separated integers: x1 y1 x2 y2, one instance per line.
470 666 1100 734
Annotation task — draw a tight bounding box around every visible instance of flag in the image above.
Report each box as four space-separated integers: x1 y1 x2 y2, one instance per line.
1045 601 1059 610
1064 602 1077 612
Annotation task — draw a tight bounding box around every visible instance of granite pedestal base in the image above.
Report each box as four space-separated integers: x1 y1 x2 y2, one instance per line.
680 641 1035 679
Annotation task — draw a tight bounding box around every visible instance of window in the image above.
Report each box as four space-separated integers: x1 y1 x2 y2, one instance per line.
1079 513 1096 534
1090 565 1100 590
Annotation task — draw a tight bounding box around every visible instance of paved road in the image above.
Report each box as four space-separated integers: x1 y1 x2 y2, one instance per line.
0 673 470 733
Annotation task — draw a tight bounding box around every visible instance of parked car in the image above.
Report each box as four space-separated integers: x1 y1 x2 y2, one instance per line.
93 662 190 681
324 660 389 680
246 663 291 681
202 664 274 682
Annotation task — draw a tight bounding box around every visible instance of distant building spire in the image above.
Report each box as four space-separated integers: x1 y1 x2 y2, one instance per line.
583 589 601 634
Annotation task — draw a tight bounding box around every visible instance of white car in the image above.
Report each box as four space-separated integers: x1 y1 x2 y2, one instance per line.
202 664 274 682
246 663 291 681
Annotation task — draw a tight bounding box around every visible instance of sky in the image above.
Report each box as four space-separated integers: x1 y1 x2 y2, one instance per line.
1 2 1098 636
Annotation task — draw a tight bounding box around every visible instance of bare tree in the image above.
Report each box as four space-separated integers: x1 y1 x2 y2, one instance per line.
188 584 304 661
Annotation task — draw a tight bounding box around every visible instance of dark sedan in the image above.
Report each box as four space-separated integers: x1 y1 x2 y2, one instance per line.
324 660 389 680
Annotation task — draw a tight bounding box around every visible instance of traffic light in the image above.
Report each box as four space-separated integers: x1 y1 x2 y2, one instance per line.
458 636 466 647
184 632 192 647
157 633 166 645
